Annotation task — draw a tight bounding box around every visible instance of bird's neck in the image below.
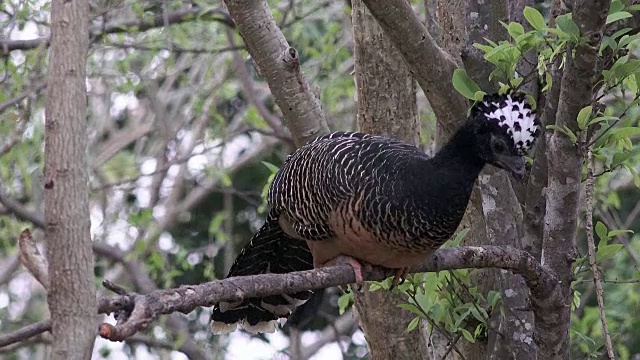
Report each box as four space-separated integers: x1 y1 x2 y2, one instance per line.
409 123 486 214
430 123 486 182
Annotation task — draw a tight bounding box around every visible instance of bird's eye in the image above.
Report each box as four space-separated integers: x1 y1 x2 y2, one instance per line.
493 140 507 154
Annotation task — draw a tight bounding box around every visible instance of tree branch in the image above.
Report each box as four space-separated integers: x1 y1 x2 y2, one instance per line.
18 229 49 290
224 0 329 147
585 148 615 360
0 83 46 113
540 0 611 357
225 28 294 147
93 245 558 342
0 320 52 348
0 186 46 228
361 0 468 133
0 7 233 53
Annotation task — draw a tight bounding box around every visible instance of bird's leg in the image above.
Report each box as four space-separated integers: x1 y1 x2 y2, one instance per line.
321 255 371 284
390 267 409 289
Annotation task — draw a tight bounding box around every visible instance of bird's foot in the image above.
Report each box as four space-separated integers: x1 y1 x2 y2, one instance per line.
390 267 409 290
323 255 371 285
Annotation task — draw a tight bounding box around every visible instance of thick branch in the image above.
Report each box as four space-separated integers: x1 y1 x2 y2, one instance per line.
94 245 558 341
0 320 52 348
361 0 468 133
223 0 329 146
18 229 49 290
541 0 611 358
0 186 46 228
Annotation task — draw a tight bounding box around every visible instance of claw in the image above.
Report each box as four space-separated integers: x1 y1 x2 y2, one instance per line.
390 267 409 290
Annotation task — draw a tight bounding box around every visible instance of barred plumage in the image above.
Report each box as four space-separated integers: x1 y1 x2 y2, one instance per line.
210 92 540 334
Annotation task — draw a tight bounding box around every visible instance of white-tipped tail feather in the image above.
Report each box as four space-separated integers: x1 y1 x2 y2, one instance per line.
209 321 238 335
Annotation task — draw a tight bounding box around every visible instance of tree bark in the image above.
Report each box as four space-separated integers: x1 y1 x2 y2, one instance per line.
539 0 611 358
224 0 329 147
45 0 96 359
351 1 430 359
434 0 540 358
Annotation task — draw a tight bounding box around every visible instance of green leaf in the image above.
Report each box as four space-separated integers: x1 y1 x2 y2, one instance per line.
368 282 382 292
470 306 488 323
452 69 482 100
337 292 352 315
523 6 546 31
623 164 640 187
541 71 552 92
474 91 487 101
612 151 634 167
572 330 596 347
451 228 470 247
610 0 624 14
129 209 153 227
487 290 501 308
611 27 633 40
609 127 640 141
608 229 634 237
508 22 525 39
398 303 424 317
556 14 581 39
587 115 618 127
595 221 609 241
510 77 523 88
407 317 420 332
261 161 280 173
546 125 577 143
576 105 592 130
606 11 633 24
460 328 475 343
596 244 624 262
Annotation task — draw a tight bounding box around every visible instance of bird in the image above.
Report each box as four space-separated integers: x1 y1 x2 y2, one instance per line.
209 92 541 334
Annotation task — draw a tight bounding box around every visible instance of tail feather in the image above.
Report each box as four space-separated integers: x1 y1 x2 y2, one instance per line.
210 212 314 334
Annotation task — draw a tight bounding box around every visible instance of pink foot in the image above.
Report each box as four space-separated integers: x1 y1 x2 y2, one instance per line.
322 255 371 284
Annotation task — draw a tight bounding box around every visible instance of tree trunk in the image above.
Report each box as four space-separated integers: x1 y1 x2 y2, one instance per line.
434 0 539 358
351 1 431 359
45 0 96 359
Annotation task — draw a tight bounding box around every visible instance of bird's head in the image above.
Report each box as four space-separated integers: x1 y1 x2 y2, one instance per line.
470 92 541 179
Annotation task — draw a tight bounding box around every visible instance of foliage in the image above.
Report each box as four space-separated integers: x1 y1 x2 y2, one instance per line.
449 2 640 356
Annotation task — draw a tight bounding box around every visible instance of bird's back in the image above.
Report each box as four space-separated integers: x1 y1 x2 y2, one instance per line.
268 132 457 268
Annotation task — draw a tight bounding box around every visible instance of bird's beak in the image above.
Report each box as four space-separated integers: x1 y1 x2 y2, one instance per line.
494 154 525 180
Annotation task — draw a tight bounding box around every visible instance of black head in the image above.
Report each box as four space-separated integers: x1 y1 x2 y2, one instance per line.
468 92 541 179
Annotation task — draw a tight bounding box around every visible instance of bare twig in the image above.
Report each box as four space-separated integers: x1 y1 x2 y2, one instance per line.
0 320 52 348
585 148 616 360
0 7 234 53
0 186 46 228
92 122 154 169
0 253 20 286
300 310 359 360
18 229 49 290
0 83 46 113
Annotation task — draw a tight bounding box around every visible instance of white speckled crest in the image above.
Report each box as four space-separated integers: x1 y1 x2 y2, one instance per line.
474 93 541 155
